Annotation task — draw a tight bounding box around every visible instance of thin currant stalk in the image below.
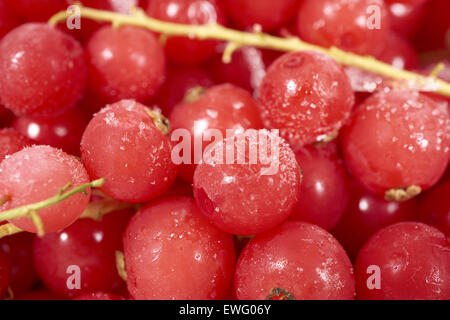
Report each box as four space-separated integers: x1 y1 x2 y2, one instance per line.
0 178 105 237
48 4 450 98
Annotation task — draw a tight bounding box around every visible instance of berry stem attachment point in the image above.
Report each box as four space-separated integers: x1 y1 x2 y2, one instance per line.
47 5 450 98
116 250 127 281
385 185 422 202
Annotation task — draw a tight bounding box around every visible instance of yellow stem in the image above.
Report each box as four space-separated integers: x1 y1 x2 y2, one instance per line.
47 5 450 98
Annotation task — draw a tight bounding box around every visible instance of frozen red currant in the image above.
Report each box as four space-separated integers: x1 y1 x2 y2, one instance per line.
0 1 19 39
5 0 67 21
297 0 390 55
73 291 125 300
376 33 419 70
341 89 450 198
259 51 354 149
33 209 132 298
332 183 418 260
0 145 91 233
170 84 263 183
81 100 178 203
224 0 300 32
0 23 87 117
13 107 89 156
193 130 301 235
235 221 355 300
355 222 450 300
123 196 236 300
0 233 38 295
289 146 351 231
384 0 426 37
147 0 226 65
0 250 10 298
0 128 34 161
86 26 166 104
419 178 450 236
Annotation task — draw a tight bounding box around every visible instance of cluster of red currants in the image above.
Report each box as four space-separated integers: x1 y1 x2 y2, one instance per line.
0 0 449 301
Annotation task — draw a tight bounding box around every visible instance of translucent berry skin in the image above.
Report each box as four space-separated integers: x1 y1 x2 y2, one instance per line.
170 84 263 183
86 26 165 104
193 130 301 235
74 292 125 300
0 24 87 117
341 90 450 195
385 0 426 37
259 51 354 149
355 222 450 300
290 146 350 231
147 0 226 65
0 128 34 161
33 209 132 298
419 179 450 236
0 233 39 295
0 250 10 298
155 65 215 114
81 100 178 203
332 183 418 260
224 0 300 32
5 0 67 21
297 0 390 55
13 107 89 156
0 1 19 39
234 222 355 300
0 145 91 233
123 196 236 300
376 33 419 70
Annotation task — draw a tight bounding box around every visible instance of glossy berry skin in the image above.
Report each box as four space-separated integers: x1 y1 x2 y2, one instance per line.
0 128 34 161
259 51 354 149
224 0 300 32
0 24 87 117
5 0 67 21
332 183 418 260
33 209 132 298
355 222 450 300
376 33 419 70
123 196 236 300
170 84 263 183
81 100 178 203
13 107 89 156
74 292 125 300
193 130 301 235
0 233 39 295
0 1 19 39
297 0 390 55
155 65 215 114
235 222 355 300
0 145 91 233
341 89 450 196
419 179 450 236
147 0 226 65
290 146 350 231
86 26 165 104
385 0 426 37
0 250 10 298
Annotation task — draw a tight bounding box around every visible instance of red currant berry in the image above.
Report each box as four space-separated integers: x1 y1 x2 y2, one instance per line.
376 33 419 70
384 0 426 37
147 0 226 65
170 83 263 183
5 0 67 22
0 250 10 298
86 26 166 104
355 222 450 299
259 51 354 149
332 183 418 260
155 65 215 114
193 130 301 235
419 178 450 236
0 145 91 233
0 233 39 295
289 146 351 231
33 209 132 298
0 23 87 117
13 107 89 156
0 128 34 161
341 89 450 197
15 288 65 300
123 196 236 300
297 0 390 55
0 1 19 39
81 100 178 203
224 0 301 32
73 291 125 300
234 221 355 300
